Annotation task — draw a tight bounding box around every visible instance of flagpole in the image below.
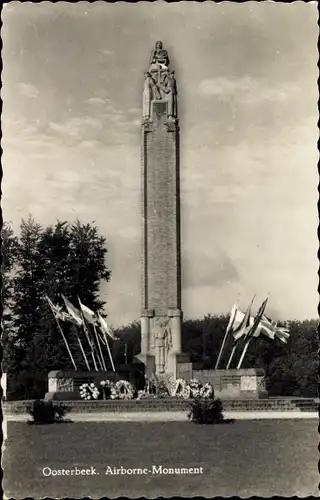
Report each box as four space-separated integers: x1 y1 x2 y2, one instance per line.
53 313 78 371
93 323 107 371
100 329 116 372
97 314 116 372
226 344 237 369
46 296 78 370
83 323 99 371
237 338 251 369
237 296 268 369
216 297 239 369
79 306 99 371
75 329 91 371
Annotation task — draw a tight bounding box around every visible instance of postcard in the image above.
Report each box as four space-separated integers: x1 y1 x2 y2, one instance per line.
2 1 318 498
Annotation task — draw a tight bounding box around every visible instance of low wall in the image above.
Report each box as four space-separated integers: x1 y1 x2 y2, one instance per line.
46 367 145 400
177 367 267 399
3 398 319 415
46 368 267 400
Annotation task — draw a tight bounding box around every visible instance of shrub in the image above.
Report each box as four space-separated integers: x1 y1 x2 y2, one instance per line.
188 397 224 424
26 399 71 424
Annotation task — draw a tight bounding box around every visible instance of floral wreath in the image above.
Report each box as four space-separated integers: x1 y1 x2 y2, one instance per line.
188 378 202 398
79 383 100 400
173 378 191 399
100 380 115 399
114 380 135 400
200 382 213 399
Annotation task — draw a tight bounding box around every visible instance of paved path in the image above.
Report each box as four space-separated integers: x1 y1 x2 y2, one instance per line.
4 411 318 423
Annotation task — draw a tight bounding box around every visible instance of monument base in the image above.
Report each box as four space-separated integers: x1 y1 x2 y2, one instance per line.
136 351 191 380
134 354 156 379
45 368 146 401
190 368 267 399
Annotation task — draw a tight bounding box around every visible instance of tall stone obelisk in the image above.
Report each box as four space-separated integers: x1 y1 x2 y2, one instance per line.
138 41 187 378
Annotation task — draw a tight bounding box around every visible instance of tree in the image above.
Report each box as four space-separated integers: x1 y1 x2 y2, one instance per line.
112 321 141 366
4 216 111 399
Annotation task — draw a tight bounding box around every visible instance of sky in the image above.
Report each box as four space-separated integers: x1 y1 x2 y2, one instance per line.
2 1 318 326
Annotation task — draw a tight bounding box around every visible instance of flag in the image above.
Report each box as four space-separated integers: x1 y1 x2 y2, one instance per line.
232 296 255 343
256 315 290 342
275 327 290 343
253 316 275 339
46 296 69 322
97 314 118 340
243 297 269 341
226 302 238 334
61 295 83 326
215 300 239 369
78 299 97 325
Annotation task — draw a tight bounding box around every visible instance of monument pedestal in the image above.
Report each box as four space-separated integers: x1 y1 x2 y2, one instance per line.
135 354 156 379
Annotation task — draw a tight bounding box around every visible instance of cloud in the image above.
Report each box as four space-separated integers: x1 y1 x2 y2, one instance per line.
182 247 239 290
49 116 103 141
16 82 39 99
199 76 299 103
98 48 114 58
86 96 109 106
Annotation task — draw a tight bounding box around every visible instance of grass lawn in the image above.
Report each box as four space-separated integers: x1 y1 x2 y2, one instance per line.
3 419 318 498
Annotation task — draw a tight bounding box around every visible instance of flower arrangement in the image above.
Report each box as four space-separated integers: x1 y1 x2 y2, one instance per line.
79 383 100 400
188 378 202 398
137 390 158 400
79 377 214 401
100 380 115 400
200 382 214 399
114 380 135 400
172 378 191 399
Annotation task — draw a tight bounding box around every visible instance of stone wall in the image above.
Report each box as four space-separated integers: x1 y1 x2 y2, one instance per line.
176 367 267 399
46 367 145 400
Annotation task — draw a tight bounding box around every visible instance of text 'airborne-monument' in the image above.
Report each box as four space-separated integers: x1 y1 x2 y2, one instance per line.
138 42 189 378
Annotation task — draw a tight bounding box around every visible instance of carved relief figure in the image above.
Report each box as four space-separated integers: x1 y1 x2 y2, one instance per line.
143 72 153 120
154 317 172 374
166 71 177 119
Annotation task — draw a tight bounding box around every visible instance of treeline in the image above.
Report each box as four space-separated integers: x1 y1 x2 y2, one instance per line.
2 217 317 400
112 315 318 398
2 216 111 400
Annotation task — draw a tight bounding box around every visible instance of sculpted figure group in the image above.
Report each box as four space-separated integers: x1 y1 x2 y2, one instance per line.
143 41 177 121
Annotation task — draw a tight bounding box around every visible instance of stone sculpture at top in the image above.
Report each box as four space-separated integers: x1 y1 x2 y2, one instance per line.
149 40 170 68
143 41 177 122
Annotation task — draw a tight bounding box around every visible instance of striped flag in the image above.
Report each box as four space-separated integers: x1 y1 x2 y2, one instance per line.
61 295 83 327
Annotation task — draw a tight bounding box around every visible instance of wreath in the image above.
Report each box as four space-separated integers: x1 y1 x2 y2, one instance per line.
188 378 202 398
173 378 191 399
114 380 135 400
79 383 100 400
200 382 214 399
100 380 114 399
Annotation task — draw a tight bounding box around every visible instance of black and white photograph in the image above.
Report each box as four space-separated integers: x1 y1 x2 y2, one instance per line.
1 1 319 498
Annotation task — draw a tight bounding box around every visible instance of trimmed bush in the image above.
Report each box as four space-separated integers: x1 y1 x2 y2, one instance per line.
26 399 71 424
188 397 224 424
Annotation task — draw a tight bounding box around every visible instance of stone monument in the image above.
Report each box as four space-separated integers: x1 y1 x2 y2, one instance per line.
137 42 189 378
